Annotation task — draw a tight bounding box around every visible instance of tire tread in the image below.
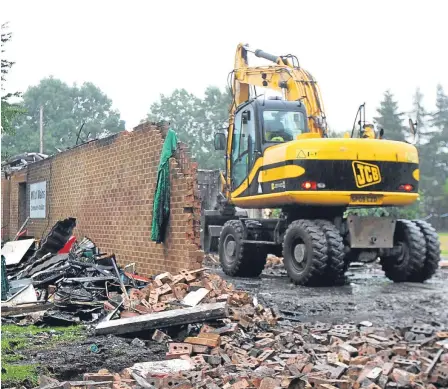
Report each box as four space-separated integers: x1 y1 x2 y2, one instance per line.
282 219 328 286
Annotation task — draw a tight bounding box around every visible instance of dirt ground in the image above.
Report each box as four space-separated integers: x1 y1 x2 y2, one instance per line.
218 262 448 327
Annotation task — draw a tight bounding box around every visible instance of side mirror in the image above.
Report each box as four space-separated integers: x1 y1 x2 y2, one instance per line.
214 132 226 151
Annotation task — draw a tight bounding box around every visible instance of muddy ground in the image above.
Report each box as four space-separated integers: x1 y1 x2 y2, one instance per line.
6 262 448 385
219 262 448 327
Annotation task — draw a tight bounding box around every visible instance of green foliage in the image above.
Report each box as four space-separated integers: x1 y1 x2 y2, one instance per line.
148 86 231 169
374 90 406 141
416 85 448 217
1 363 39 386
271 209 282 218
2 77 125 156
1 22 25 136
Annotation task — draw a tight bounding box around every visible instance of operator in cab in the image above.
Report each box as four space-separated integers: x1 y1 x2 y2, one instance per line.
264 110 307 143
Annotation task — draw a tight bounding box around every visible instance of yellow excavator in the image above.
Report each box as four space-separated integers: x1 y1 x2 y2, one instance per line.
202 43 440 286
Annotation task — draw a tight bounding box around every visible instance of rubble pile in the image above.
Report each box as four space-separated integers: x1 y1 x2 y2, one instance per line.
2 218 151 324
5 218 76 279
117 269 231 318
40 316 448 389
34 268 448 389
264 255 285 276
93 268 235 335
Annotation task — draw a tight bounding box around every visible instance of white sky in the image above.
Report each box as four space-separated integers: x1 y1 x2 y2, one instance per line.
2 0 448 133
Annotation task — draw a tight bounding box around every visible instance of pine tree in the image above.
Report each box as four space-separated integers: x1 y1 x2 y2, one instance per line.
413 88 436 215
374 90 405 141
421 85 448 216
410 87 432 144
431 84 448 145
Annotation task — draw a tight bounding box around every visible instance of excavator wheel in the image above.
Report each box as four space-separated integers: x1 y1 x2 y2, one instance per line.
315 220 345 285
218 220 266 277
380 220 426 282
282 220 328 286
408 220 440 282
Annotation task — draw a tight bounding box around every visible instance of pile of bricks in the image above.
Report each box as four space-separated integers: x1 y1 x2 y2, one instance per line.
264 255 285 276
110 269 234 318
265 255 283 268
128 322 448 389
78 326 447 389
62 272 448 389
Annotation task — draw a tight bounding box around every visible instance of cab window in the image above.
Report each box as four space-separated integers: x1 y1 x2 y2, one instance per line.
231 107 256 189
263 110 307 143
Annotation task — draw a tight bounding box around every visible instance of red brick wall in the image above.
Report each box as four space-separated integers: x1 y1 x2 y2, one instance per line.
1 123 203 275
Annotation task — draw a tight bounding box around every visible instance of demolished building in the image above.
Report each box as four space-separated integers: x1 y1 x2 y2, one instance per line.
1 123 204 275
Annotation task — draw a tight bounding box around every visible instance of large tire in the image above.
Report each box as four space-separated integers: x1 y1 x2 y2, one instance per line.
408 220 440 282
380 220 426 282
219 220 246 276
282 220 328 286
218 220 267 277
315 220 345 284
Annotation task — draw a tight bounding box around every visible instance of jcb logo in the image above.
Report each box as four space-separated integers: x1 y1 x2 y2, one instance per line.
352 161 381 188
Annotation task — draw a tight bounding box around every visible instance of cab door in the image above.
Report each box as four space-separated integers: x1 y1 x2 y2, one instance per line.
230 105 257 193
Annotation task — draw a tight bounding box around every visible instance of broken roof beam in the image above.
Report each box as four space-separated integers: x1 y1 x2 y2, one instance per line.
95 302 228 335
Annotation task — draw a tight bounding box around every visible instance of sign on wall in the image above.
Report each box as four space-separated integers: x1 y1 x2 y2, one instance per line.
30 181 47 218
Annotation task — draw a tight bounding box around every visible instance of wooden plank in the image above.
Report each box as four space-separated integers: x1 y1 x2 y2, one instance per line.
1 302 53 316
95 302 228 335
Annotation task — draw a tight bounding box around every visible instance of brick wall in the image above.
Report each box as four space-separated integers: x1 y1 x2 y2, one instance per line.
1 123 204 275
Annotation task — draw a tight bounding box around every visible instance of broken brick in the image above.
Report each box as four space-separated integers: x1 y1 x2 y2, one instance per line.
152 329 170 343
83 373 114 382
259 377 278 389
168 343 193 354
185 334 220 348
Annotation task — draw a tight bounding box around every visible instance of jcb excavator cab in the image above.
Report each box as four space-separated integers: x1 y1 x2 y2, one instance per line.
229 97 309 190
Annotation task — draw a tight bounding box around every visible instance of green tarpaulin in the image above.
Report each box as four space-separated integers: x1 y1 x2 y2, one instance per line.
151 128 178 243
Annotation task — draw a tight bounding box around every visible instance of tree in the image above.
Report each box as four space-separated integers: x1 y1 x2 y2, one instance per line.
410 87 431 144
1 77 125 155
425 85 448 216
1 22 24 137
374 90 406 141
431 84 448 146
148 86 231 169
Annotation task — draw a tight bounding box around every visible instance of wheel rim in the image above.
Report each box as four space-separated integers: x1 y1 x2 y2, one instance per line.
395 241 408 266
291 238 307 273
223 234 237 263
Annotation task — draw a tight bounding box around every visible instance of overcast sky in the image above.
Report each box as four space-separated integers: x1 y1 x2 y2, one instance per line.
2 0 448 133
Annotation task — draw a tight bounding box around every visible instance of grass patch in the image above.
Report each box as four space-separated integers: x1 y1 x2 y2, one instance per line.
1 325 84 386
439 232 448 256
1 364 39 387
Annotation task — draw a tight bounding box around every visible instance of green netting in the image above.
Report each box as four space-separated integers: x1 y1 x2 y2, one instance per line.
1 255 10 300
151 128 178 243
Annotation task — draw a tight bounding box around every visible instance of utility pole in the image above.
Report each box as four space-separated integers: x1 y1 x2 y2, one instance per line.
39 105 43 153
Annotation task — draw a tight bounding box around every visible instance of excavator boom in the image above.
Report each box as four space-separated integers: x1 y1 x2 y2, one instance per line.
231 44 327 134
